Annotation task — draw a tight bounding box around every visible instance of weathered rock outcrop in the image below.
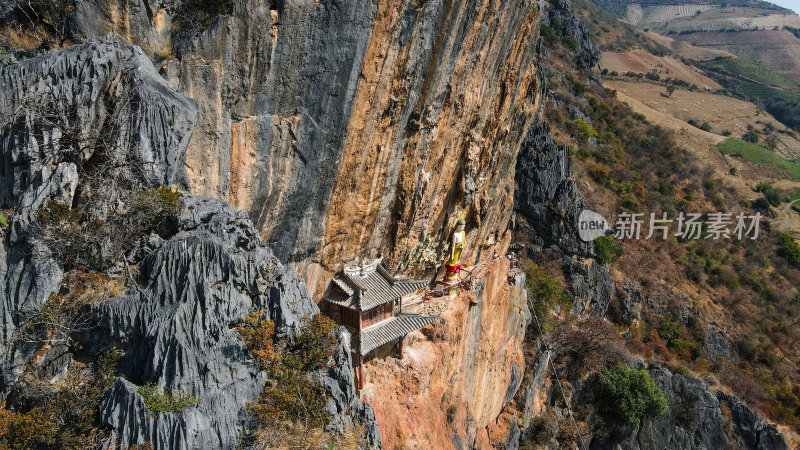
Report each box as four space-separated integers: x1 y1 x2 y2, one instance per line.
95 195 379 449
704 326 735 363
610 368 788 450
94 195 313 448
515 122 614 316
718 392 789 450
0 34 197 382
516 359 788 450
614 367 730 450
617 282 643 325
561 253 614 317
64 0 546 298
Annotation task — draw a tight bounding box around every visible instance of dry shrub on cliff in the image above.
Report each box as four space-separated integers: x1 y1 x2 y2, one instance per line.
36 187 182 271
553 317 623 376
17 270 125 349
237 313 343 447
553 411 591 450
236 311 277 371
526 411 558 447
249 422 364 450
172 0 233 34
1 0 74 48
0 23 46 51
0 349 120 449
249 423 327 450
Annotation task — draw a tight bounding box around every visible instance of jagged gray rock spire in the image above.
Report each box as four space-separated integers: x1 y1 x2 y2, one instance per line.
96 196 378 449
0 35 381 449
0 33 198 385
543 0 601 71
718 392 788 450
514 122 614 316
515 122 592 258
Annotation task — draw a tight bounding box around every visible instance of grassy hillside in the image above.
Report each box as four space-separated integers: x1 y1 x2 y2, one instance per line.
704 57 798 91
717 138 800 179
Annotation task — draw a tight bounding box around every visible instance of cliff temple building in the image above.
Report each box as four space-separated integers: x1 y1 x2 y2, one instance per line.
322 259 437 389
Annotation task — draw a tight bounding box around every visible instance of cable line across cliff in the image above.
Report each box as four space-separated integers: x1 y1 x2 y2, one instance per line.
529 298 588 450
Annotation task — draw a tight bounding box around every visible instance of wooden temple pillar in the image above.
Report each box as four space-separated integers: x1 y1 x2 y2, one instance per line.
398 335 405 360
358 354 364 390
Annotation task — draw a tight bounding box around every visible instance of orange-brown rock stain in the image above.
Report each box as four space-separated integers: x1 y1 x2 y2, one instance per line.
229 118 258 210
363 258 529 448
318 0 542 290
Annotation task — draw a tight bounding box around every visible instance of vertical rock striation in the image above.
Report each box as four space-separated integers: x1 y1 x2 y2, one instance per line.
65 0 545 296
319 0 543 282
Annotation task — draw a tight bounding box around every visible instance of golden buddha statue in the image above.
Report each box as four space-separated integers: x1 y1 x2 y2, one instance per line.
444 218 466 285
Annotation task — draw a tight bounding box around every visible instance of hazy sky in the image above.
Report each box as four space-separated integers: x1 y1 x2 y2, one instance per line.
771 0 800 14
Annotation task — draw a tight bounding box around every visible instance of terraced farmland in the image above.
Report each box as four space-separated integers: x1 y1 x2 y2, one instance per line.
640 4 717 23
624 5 800 32
666 13 800 32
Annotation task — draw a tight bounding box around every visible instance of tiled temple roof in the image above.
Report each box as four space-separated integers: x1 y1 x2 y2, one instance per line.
358 314 438 354
323 262 427 311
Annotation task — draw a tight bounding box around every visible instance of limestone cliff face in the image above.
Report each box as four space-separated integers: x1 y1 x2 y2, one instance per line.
362 259 530 449
0 35 380 450
67 0 545 296
4 1 547 447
